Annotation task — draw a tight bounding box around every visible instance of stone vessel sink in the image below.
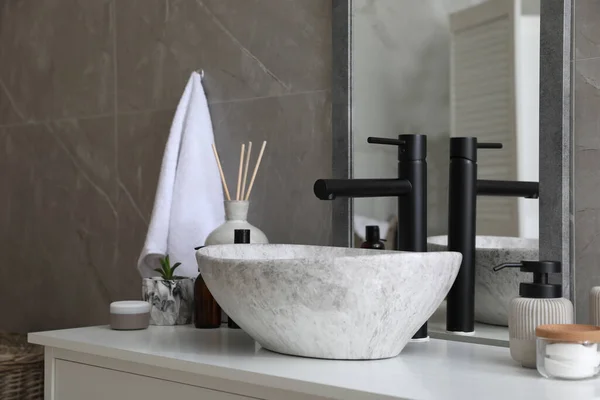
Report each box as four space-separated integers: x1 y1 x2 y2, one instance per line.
428 236 538 326
196 244 461 360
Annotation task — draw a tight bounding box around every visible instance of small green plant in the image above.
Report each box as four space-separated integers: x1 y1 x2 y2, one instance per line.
154 255 183 280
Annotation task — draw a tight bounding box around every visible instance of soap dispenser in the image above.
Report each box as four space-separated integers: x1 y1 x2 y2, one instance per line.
494 261 573 368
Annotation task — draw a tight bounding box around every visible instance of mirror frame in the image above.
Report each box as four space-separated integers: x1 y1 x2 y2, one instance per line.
330 0 573 299
538 0 572 301
331 0 353 248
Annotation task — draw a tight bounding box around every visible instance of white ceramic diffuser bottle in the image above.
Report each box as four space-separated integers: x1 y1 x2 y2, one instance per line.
495 261 573 368
209 141 268 245
205 200 268 245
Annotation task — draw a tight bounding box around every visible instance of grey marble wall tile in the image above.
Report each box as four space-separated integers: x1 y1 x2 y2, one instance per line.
0 117 127 332
209 91 332 246
0 0 115 123
115 0 289 112
113 110 173 283
114 188 145 298
117 110 173 218
574 0 600 60
49 118 118 200
0 0 332 334
0 81 25 126
574 57 600 322
202 0 332 92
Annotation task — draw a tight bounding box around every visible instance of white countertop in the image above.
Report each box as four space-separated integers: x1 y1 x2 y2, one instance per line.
29 326 600 400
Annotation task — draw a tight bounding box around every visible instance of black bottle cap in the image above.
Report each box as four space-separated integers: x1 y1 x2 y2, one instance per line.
365 226 380 243
494 260 562 299
234 229 250 244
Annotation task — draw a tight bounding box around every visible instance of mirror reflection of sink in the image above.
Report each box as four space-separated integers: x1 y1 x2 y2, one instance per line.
427 236 538 327
196 244 462 360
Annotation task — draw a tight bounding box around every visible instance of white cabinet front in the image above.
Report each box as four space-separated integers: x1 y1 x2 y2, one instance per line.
54 359 256 400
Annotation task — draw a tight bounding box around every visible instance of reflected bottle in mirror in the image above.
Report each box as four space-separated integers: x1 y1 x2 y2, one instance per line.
360 226 385 250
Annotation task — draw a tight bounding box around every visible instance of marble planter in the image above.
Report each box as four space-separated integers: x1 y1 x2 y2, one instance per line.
142 277 195 325
428 236 539 326
196 244 462 360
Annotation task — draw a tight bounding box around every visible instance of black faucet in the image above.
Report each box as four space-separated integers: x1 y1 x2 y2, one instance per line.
446 137 539 333
314 134 429 340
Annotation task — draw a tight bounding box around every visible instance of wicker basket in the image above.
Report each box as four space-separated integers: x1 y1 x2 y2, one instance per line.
0 332 44 400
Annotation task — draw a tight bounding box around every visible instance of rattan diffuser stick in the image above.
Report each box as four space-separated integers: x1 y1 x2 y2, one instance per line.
244 141 267 201
211 143 231 201
236 144 245 200
240 141 252 200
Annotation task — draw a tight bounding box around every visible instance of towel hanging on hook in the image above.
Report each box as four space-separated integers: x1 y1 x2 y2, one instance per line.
197 69 205 80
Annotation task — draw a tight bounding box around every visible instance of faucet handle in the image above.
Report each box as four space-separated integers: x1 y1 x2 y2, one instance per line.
450 137 501 162
367 137 406 146
477 142 503 149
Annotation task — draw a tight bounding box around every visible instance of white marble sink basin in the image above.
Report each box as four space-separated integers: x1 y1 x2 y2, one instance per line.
196 244 462 360
428 236 538 326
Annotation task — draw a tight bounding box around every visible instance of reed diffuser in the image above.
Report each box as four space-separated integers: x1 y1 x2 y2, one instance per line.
205 141 269 245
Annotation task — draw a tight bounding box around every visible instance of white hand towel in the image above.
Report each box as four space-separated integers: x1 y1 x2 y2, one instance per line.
137 71 225 278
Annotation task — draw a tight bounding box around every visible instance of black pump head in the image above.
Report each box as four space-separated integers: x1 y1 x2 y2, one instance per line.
494 260 562 299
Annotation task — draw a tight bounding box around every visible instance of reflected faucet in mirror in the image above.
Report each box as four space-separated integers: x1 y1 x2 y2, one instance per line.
446 137 540 334
314 134 429 340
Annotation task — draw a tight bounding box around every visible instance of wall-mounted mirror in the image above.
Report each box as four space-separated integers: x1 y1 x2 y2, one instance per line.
334 0 545 346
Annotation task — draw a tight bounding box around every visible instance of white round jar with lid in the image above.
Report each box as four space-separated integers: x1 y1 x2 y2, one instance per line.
536 324 600 380
110 301 151 330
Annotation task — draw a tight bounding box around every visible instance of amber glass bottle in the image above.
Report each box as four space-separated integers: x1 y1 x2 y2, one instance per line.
194 246 221 329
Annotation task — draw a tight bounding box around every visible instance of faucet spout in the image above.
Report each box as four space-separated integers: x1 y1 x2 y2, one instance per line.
313 179 412 200
477 180 539 198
